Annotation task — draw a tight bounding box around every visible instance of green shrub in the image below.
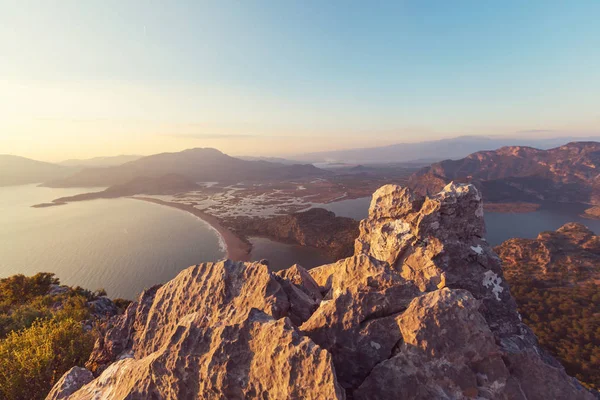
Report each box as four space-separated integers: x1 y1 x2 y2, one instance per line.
0 318 94 400
0 273 59 310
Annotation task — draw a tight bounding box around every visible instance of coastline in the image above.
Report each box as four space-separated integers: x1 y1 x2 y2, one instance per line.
132 197 251 261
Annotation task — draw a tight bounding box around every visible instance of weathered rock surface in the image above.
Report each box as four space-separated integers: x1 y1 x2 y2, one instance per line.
50 183 595 399
46 367 94 400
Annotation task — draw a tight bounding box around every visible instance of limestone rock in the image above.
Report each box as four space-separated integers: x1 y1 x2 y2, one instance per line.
63 310 343 400
67 260 343 399
354 288 592 399
45 367 94 400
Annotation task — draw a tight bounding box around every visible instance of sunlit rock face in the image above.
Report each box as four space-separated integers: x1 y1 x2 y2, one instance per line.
49 183 594 400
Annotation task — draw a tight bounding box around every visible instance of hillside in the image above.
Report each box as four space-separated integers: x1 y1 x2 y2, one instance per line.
0 155 72 186
33 174 201 207
409 142 600 204
224 208 360 260
59 155 142 167
495 223 600 388
48 184 594 399
44 148 328 188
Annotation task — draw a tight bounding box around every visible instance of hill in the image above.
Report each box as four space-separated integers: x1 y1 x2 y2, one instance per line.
0 155 72 186
58 155 142 168
409 141 600 204
44 148 328 188
224 208 360 260
496 223 600 388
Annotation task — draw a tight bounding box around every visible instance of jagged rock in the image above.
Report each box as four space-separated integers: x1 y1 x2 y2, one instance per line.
86 285 160 374
51 183 595 399
45 367 94 400
88 296 119 318
353 288 591 399
47 284 70 296
274 264 322 325
69 260 343 399
275 264 322 302
61 309 343 399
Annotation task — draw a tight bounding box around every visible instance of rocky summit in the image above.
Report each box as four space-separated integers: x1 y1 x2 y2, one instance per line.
48 183 594 400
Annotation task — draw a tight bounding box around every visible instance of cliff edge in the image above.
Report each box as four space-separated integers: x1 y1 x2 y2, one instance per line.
48 183 594 400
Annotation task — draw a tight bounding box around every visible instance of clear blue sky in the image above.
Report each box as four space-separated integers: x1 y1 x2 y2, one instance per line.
1 0 599 160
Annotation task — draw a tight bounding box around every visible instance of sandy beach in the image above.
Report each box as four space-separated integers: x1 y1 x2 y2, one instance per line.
132 197 251 261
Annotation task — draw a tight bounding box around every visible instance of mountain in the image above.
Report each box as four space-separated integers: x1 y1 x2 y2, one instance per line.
44 148 328 188
59 155 142 168
496 223 600 388
293 135 600 164
0 155 73 186
409 141 600 204
48 183 594 399
237 155 301 165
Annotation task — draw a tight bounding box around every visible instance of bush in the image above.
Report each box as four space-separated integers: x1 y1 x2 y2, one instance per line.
0 273 59 310
0 318 94 400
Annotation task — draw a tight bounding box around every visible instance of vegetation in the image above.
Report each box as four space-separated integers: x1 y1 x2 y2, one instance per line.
0 273 122 400
510 282 600 390
0 318 94 400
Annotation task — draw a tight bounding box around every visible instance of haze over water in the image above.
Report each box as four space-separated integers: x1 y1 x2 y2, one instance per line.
0 185 225 299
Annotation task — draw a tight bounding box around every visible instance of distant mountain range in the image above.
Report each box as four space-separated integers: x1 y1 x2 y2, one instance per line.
44 148 327 188
0 155 73 187
293 135 600 164
409 141 600 205
59 155 142 168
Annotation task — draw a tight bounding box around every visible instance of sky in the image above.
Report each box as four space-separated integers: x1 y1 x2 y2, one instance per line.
1 0 599 161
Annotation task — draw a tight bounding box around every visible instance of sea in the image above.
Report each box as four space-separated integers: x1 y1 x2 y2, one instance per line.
3 185 600 299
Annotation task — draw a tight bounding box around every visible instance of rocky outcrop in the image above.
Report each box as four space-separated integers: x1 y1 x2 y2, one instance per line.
46 367 94 400
583 205 600 219
224 208 360 261
496 222 600 287
409 141 600 205
50 183 594 399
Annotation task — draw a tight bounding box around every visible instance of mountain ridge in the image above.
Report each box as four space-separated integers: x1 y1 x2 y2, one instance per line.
409 141 600 205
292 135 600 164
43 148 329 188
0 154 73 187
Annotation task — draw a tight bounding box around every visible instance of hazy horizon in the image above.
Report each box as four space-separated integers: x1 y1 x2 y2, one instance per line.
2 1 600 161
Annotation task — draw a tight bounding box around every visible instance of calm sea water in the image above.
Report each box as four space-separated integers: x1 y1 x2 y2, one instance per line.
0 185 225 299
321 196 600 246
249 237 333 271
5 185 600 300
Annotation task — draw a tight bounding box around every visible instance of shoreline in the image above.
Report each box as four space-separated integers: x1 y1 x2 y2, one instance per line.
132 197 251 261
